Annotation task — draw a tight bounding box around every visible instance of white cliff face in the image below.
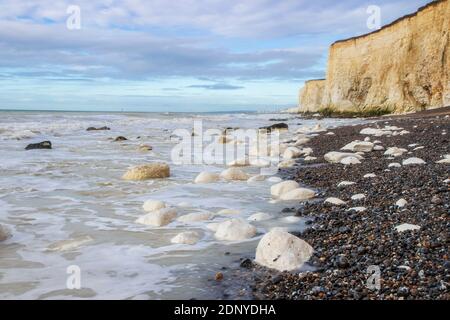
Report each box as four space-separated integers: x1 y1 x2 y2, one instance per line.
298 0 450 114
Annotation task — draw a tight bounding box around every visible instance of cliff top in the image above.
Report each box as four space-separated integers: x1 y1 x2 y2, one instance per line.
332 0 446 46
304 79 325 83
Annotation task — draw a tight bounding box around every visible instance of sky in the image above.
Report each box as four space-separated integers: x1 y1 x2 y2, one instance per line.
0 0 431 112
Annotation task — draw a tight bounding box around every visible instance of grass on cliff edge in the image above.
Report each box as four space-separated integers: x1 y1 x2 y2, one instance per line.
316 106 392 118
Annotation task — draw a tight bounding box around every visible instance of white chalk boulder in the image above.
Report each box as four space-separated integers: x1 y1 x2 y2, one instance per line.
270 180 299 198
194 171 220 184
402 158 426 166
142 200 166 212
384 147 407 157
247 175 266 183
396 199 408 208
255 230 313 271
324 152 363 164
340 156 361 165
341 141 374 152
135 208 177 227
220 168 249 181
351 194 366 201
395 223 421 233
214 219 257 241
171 231 200 245
325 197 346 206
248 212 273 222
177 212 213 223
283 147 302 159
123 163 170 180
338 181 356 187
279 188 315 201
278 159 296 168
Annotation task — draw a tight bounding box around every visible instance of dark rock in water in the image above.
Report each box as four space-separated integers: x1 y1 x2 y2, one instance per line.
240 258 253 269
114 136 128 142
269 118 288 122
87 126 110 131
259 123 288 132
25 141 52 150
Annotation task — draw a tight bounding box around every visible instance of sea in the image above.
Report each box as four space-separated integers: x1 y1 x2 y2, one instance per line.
0 110 365 299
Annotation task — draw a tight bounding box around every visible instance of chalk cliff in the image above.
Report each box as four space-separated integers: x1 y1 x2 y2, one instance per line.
299 0 450 114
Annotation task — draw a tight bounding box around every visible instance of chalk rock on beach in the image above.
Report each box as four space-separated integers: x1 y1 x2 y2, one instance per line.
338 181 356 187
220 168 249 181
270 181 299 198
194 172 220 184
0 225 11 242
396 199 408 208
325 197 346 206
279 188 315 201
340 156 361 165
135 208 177 227
388 162 402 168
384 147 408 157
123 163 170 180
171 231 200 245
255 230 313 272
214 219 257 241
216 209 240 215
436 156 450 164
324 152 363 164
351 194 366 201
283 147 302 159
177 212 213 223
143 200 166 212
395 223 421 233
402 157 426 166
278 159 296 168
341 141 374 152
247 175 266 184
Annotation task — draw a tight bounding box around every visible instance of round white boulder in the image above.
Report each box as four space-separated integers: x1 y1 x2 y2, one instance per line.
255 230 313 272
325 197 346 206
220 168 249 181
402 158 426 166
135 208 177 227
214 219 257 241
248 212 272 222
194 172 220 184
279 188 315 201
177 212 213 223
270 180 299 198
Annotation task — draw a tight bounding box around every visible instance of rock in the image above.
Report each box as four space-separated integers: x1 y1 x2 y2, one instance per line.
388 162 402 168
294 138 311 146
194 172 220 184
340 156 361 165
220 168 249 181
395 223 421 233
324 152 363 164
177 212 213 223
360 128 392 136
431 195 443 205
0 225 11 242
259 123 288 132
114 136 128 142
227 158 249 167
364 173 377 178
436 155 450 164
373 145 385 151
255 230 313 272
341 141 374 152
304 156 317 161
25 141 52 150
171 231 200 245
279 188 316 201
338 181 356 187
282 216 302 223
216 209 240 215
215 272 224 281
283 147 302 159
240 258 253 269
348 207 367 212
325 197 346 206
247 175 266 183
384 147 408 157
351 194 366 201
402 157 426 166
270 181 299 198
87 126 110 131
396 199 408 208
123 163 170 180
139 144 153 152
278 159 296 168
214 219 257 241
135 208 177 227
248 212 272 222
142 200 166 212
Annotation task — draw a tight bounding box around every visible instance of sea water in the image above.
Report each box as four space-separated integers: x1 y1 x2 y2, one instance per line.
0 111 365 299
